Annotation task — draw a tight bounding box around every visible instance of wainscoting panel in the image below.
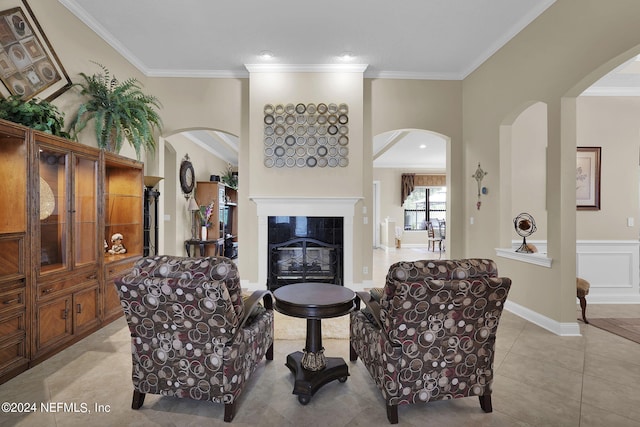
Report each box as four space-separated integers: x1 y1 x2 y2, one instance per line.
577 240 640 303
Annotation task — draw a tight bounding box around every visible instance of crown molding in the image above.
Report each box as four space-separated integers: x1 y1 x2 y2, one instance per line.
365 70 462 80
245 64 368 73
581 86 640 96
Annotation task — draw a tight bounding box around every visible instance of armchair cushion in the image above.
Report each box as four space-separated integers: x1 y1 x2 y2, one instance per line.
130 255 244 320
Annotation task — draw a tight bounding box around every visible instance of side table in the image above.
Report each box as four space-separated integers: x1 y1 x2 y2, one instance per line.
184 238 224 257
273 282 356 405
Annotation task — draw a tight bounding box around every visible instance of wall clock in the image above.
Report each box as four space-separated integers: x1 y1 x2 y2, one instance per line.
179 155 195 197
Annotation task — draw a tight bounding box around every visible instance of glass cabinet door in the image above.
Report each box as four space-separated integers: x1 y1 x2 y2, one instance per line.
73 155 98 267
38 146 69 274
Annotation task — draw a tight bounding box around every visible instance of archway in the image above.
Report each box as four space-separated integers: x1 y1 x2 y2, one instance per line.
156 129 238 256
499 102 548 250
372 128 450 251
565 49 640 304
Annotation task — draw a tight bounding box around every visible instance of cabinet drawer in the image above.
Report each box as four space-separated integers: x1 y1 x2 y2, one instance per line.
0 288 25 314
37 273 98 300
106 258 136 278
0 337 27 373
0 311 26 340
0 277 26 294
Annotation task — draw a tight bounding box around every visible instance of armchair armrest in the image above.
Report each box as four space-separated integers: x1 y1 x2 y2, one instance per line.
355 291 383 329
238 290 273 330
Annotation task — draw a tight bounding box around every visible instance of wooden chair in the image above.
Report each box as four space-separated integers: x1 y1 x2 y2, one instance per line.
577 277 590 323
427 221 443 253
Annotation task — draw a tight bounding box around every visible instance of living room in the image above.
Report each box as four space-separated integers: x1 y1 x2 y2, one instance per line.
1 0 639 425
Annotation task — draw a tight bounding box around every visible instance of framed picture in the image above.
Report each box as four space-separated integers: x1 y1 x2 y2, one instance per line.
0 0 70 101
576 147 601 210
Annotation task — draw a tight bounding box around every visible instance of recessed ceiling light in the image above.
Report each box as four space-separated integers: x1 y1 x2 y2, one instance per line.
419 144 426 149
339 51 354 60
259 50 274 59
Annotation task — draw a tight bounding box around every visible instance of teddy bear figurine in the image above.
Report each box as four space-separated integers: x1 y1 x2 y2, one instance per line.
108 233 127 255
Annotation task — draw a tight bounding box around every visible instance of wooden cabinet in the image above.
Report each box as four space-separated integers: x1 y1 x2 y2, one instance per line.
0 121 29 382
32 132 101 361
34 285 98 353
0 119 143 382
194 182 237 257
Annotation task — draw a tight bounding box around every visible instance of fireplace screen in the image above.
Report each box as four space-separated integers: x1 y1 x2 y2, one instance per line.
268 237 342 291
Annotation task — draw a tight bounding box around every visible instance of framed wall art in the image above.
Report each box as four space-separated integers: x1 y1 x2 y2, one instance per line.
0 0 71 100
576 146 601 210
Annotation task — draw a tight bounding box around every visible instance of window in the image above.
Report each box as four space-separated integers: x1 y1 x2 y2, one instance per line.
403 186 446 230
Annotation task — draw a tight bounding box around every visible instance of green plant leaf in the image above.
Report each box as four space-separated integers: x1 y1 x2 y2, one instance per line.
69 61 162 159
0 95 70 138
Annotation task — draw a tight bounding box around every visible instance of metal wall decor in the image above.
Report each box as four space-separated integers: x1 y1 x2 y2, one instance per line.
264 102 349 168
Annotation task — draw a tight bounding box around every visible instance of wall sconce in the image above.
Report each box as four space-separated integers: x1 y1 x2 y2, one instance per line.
187 196 200 239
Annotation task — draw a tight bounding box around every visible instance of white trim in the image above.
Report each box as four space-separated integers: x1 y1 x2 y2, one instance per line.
250 196 361 289
59 0 150 74
581 86 640 97
505 300 581 337
146 69 247 78
458 0 556 79
245 64 368 73
495 248 552 268
365 70 462 80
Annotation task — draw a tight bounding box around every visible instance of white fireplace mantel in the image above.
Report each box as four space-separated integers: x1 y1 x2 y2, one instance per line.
250 196 361 288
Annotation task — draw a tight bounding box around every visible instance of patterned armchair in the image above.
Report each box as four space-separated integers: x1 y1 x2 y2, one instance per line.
114 255 274 422
350 259 511 424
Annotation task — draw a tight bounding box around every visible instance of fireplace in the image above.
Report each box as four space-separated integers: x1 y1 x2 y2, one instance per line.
251 196 359 289
267 216 343 291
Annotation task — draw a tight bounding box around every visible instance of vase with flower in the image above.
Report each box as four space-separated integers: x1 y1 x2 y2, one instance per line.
198 201 215 240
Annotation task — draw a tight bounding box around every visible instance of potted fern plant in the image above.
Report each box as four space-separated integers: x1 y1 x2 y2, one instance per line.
68 62 162 159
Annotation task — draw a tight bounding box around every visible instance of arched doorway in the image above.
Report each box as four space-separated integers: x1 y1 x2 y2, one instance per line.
372 129 450 251
157 129 238 256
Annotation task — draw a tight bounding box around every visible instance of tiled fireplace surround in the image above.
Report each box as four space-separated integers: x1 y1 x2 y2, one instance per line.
251 197 360 289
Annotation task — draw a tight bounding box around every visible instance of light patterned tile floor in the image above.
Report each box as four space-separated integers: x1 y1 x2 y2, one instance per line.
1 247 639 426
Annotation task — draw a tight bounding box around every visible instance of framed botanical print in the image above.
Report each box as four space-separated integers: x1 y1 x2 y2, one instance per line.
0 0 71 100
576 147 601 210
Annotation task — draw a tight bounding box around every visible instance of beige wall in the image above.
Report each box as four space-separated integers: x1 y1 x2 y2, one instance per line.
160 133 230 256
369 79 462 257
22 0 640 323
576 96 640 240
463 0 640 324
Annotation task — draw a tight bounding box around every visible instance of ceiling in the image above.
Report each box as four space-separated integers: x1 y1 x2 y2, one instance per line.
60 0 555 79
61 1 639 169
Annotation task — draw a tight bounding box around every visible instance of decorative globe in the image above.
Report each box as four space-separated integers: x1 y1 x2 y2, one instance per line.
513 213 537 253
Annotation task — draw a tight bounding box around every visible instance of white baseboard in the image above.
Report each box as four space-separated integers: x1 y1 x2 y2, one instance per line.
505 300 582 336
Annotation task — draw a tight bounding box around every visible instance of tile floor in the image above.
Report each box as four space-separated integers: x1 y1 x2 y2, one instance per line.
1 248 640 426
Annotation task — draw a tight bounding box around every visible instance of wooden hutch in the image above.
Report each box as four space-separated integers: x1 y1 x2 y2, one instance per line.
0 119 143 383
